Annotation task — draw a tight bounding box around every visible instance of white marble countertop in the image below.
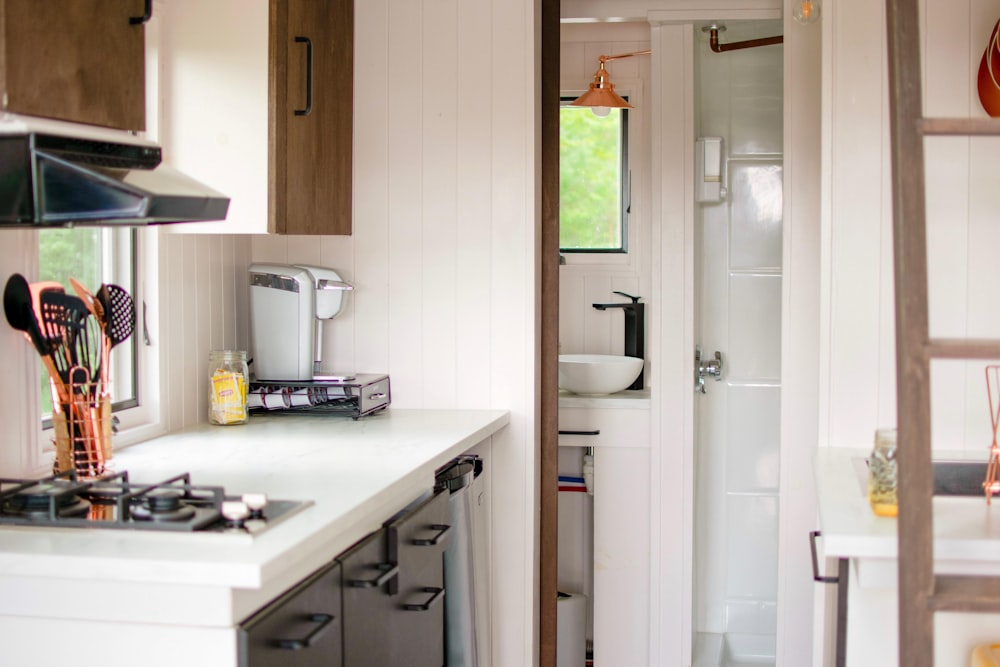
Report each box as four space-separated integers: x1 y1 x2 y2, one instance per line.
0 408 508 625
814 447 1000 575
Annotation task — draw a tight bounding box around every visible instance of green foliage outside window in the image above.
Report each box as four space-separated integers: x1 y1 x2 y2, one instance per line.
559 105 625 251
37 229 103 415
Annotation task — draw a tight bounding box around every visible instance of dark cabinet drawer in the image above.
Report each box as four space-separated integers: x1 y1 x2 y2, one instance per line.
238 561 343 666
338 529 395 667
384 490 450 667
338 491 451 667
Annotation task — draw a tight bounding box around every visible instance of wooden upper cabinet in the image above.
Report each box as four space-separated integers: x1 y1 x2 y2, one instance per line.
0 0 147 131
161 0 353 236
271 0 353 235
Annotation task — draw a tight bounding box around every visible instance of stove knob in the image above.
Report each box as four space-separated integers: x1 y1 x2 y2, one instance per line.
221 500 250 524
242 493 268 518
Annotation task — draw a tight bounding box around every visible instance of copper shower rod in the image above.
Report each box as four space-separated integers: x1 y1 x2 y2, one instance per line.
704 25 783 53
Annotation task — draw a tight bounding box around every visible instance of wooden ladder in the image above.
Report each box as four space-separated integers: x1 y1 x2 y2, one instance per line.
887 0 1000 664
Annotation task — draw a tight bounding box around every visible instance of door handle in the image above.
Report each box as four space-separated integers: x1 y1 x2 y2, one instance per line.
402 587 446 611
809 530 839 584
273 613 335 650
348 562 398 589
695 346 724 394
413 524 451 546
294 36 313 116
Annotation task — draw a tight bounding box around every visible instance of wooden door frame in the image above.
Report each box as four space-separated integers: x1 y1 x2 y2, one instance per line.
539 0 559 665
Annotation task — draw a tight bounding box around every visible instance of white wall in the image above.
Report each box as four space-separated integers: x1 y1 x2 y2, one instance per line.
246 1 541 665
819 0 1000 452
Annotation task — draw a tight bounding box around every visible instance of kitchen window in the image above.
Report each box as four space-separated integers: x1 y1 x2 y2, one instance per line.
559 96 630 254
37 227 138 420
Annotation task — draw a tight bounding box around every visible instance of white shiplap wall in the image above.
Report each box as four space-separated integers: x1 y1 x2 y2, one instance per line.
821 0 1000 452
246 2 540 666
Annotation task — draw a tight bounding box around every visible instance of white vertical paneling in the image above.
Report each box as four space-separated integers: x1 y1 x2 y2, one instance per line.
285 236 323 268
0 232 41 476
454 0 495 408
777 8 821 665
824 0 1000 456
352 0 390 378
386 0 425 408
825 0 887 447
156 234 252 431
317 236 356 375
420 0 459 407
235 238 252 354
249 235 289 265
924 0 973 449
488 0 534 663
650 22 696 667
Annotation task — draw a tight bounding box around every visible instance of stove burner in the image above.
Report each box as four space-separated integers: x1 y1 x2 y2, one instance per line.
131 489 197 522
0 471 309 534
2 481 91 519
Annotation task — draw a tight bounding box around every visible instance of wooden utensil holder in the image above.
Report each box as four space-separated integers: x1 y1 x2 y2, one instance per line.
52 393 111 479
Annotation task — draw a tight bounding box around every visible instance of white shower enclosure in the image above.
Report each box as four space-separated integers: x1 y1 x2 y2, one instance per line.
692 19 784 667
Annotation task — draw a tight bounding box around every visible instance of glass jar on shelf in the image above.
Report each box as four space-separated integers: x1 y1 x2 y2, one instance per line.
868 428 898 517
208 350 249 425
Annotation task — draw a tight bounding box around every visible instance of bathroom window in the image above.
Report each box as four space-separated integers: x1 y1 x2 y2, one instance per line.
37 227 138 420
559 96 629 253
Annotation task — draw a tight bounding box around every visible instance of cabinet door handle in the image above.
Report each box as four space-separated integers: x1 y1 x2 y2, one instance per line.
809 530 839 584
413 524 451 546
294 36 314 116
558 429 601 436
403 587 445 612
273 613 335 650
129 0 152 25
348 562 398 588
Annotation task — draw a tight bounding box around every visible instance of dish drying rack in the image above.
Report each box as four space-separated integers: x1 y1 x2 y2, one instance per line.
248 373 390 419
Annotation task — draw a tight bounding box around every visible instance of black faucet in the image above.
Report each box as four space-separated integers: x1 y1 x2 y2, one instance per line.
592 291 644 390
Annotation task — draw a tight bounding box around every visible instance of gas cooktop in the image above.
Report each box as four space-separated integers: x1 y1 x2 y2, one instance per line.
0 470 311 536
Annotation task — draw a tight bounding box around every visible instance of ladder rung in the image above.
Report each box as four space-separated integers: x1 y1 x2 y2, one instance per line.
919 117 1000 136
927 338 1000 360
931 575 1000 612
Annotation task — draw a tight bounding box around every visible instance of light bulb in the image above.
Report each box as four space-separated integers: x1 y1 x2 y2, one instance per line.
793 0 820 24
591 106 611 118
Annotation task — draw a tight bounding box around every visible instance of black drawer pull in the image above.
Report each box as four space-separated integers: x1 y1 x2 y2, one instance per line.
558 429 601 436
809 530 839 584
294 36 314 116
413 524 451 546
349 562 399 588
274 613 335 650
403 587 445 611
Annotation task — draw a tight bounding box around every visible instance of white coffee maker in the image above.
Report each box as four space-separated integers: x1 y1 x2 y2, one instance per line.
248 263 352 381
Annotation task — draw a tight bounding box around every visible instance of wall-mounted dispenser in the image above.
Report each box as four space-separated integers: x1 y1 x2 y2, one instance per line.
695 137 726 203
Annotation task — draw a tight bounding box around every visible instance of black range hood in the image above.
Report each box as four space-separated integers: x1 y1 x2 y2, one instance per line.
0 115 229 226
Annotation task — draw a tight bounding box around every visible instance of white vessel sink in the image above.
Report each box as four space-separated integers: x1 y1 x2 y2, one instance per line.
558 354 644 395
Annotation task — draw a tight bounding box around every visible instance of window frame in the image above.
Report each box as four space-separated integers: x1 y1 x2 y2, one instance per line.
32 226 163 462
558 80 642 270
558 95 631 255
